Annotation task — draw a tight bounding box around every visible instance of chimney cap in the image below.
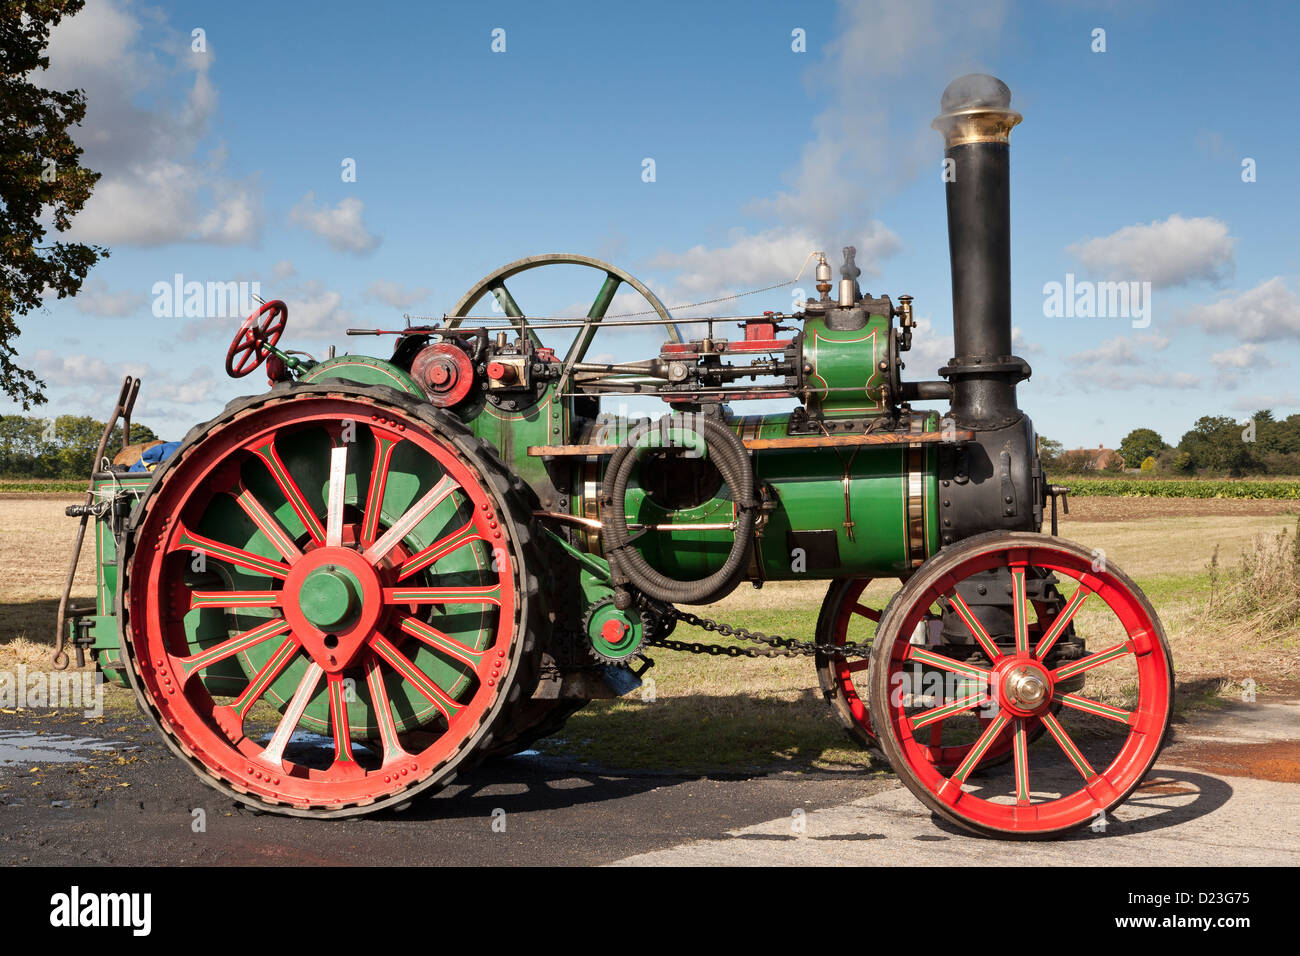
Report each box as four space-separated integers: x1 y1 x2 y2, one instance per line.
940 74 1012 113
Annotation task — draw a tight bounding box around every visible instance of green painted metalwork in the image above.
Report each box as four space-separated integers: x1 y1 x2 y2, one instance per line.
585 601 644 661
298 355 424 397
616 410 939 581
88 473 151 687
800 312 892 417
298 566 362 630
467 381 566 498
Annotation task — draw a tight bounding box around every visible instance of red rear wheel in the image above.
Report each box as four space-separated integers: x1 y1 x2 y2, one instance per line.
120 384 541 816
868 532 1173 838
816 576 1029 771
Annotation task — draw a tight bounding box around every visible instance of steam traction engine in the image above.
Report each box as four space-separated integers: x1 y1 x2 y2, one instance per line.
73 76 1172 837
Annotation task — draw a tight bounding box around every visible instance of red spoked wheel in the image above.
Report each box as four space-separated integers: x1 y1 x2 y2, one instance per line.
227 300 288 378
120 383 541 816
814 578 897 750
868 531 1173 838
815 576 1034 770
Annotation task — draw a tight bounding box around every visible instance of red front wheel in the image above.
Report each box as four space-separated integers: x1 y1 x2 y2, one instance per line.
868 532 1173 838
816 576 1037 771
226 300 288 378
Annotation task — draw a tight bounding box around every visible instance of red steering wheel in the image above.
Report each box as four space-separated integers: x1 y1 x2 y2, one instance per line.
226 300 288 378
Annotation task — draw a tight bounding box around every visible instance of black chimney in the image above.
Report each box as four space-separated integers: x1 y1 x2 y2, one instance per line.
933 74 1031 426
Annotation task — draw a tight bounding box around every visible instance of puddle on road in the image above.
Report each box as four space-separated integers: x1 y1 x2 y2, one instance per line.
0 730 126 765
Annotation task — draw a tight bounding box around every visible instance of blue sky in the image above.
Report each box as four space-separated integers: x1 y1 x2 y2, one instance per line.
10 0 1300 450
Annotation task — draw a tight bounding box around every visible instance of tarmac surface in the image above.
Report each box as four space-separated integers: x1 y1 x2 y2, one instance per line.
1 690 1296 866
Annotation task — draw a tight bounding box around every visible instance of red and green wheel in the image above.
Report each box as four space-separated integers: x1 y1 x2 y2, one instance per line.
868 531 1173 838
119 383 542 816
814 578 895 750
816 576 1033 771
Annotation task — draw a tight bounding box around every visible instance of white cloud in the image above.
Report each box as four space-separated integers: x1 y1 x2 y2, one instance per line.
32 350 150 388
748 0 1009 232
1060 334 1198 391
1066 334 1170 367
271 260 297 280
289 194 381 255
41 0 262 246
72 279 147 318
1209 343 1272 369
648 225 900 303
1011 326 1041 356
1228 392 1300 413
1067 215 1235 289
367 280 430 310
1184 277 1300 342
905 316 954 373
285 282 354 339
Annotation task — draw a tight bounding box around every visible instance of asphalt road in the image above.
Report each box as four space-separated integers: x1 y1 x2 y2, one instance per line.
1 691 1296 866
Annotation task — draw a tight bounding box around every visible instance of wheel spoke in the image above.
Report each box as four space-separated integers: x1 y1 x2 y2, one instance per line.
231 479 302 561
845 657 870 673
364 473 459 563
396 520 486 581
1056 691 1135 724
1011 567 1029 653
225 636 300 721
325 444 348 548
490 281 524 318
384 584 502 606
1013 718 1031 803
251 437 326 544
908 690 988 730
326 672 358 766
398 616 487 670
175 618 291 683
1041 711 1097 779
948 713 1010 785
188 590 282 611
361 431 400 548
175 524 290 579
905 645 991 682
258 661 323 769
364 652 409 767
1034 585 1091 659
561 273 623 371
370 634 463 721
946 592 1002 661
852 603 881 622
1053 640 1130 681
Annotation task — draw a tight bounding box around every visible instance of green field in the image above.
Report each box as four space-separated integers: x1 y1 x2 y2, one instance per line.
1050 476 1300 498
0 480 84 493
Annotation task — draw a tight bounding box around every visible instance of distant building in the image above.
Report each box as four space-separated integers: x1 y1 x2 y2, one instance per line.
1063 443 1123 470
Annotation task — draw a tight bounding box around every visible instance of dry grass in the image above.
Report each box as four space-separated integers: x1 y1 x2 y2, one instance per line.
0 496 99 670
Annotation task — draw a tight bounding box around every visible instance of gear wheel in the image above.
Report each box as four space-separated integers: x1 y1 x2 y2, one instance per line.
583 598 646 666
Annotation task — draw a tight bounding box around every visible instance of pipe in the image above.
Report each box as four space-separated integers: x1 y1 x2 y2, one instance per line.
932 74 1030 425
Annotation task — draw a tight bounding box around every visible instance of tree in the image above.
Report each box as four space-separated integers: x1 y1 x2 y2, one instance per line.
0 413 155 477
1057 449 1095 473
1118 428 1166 468
1037 436 1064 469
1 1 105 409
1178 415 1260 476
